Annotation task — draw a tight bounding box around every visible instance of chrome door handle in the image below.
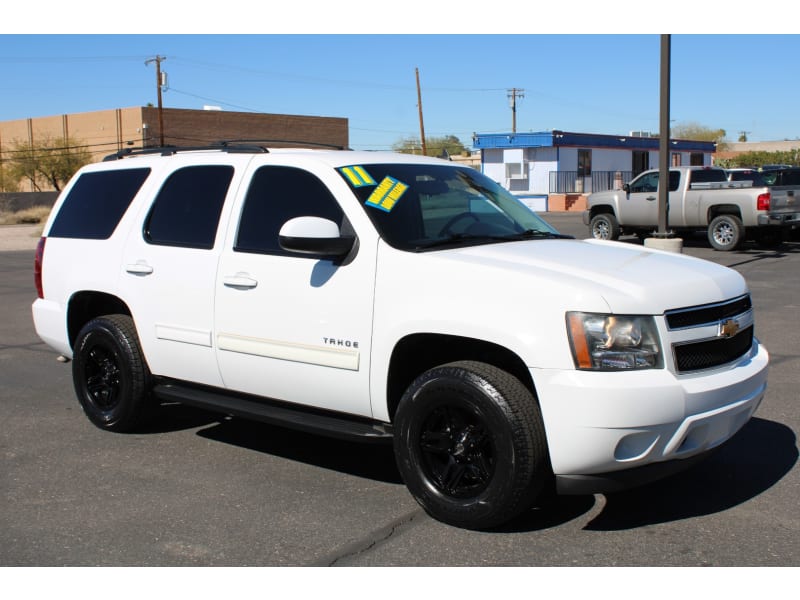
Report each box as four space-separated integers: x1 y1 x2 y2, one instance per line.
125 262 154 275
223 274 258 289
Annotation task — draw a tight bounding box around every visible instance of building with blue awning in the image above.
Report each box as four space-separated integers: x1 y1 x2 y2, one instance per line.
472 130 716 211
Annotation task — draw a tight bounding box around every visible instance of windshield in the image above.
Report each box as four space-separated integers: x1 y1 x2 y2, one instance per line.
337 163 565 251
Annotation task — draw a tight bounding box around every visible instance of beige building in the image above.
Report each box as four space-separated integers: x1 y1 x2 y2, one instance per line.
0 106 349 191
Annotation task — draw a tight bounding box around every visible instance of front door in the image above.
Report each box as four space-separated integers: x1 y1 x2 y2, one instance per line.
214 164 376 418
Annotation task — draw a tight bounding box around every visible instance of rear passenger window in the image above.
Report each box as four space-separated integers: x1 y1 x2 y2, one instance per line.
48 168 150 239
144 165 234 249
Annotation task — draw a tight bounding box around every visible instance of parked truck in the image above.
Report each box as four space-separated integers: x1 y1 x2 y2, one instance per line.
584 166 792 250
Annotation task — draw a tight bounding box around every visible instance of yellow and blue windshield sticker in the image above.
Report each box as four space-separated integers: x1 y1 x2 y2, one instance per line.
339 166 409 213
339 166 376 188
365 176 409 213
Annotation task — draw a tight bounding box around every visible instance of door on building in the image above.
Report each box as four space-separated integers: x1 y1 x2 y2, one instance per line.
632 151 649 176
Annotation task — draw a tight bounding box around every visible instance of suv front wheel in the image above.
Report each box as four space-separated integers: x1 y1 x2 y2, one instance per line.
393 361 551 530
72 314 153 432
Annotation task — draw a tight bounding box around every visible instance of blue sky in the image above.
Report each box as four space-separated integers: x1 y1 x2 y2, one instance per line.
2 23 798 151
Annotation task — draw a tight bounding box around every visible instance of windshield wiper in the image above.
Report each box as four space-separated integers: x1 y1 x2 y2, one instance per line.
413 230 573 251
501 229 574 240
413 233 501 251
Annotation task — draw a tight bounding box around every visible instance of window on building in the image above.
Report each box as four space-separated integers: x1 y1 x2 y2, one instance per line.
578 149 592 177
144 165 234 249
690 153 704 166
672 153 682 166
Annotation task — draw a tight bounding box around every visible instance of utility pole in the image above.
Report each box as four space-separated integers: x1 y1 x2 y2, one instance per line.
644 34 682 253
145 55 167 147
507 88 524 133
415 68 427 155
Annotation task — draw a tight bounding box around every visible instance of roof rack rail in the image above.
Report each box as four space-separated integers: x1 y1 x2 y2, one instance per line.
102 139 349 161
103 143 271 161
216 139 350 151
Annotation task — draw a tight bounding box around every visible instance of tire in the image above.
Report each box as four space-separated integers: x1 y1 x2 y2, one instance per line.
393 361 551 530
590 213 620 241
708 214 744 251
72 314 153 432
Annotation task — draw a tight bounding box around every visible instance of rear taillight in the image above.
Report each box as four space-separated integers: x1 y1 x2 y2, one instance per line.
757 192 771 211
34 237 46 299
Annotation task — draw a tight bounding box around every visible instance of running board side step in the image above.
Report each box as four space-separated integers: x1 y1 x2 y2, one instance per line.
153 382 393 443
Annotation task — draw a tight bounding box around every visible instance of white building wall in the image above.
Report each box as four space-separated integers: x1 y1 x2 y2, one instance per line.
482 148 506 186
528 147 556 195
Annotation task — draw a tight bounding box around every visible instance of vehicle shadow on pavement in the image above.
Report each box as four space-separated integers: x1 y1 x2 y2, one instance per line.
584 417 797 531
498 417 797 533
195 416 403 484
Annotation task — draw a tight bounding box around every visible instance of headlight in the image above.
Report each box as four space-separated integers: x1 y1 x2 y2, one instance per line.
566 312 662 371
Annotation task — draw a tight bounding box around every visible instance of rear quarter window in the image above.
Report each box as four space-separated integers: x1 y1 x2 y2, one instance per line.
688 169 727 183
48 168 151 239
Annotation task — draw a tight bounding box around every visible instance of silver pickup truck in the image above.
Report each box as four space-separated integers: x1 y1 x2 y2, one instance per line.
584 166 793 250
756 167 800 233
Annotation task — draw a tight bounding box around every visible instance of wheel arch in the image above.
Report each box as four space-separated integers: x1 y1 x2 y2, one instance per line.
386 333 534 422
589 203 616 219
67 291 133 349
706 204 742 224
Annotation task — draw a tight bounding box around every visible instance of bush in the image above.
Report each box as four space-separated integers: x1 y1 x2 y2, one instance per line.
0 206 52 225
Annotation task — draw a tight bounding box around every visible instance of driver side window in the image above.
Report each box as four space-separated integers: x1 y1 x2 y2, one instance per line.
235 166 345 256
630 173 659 193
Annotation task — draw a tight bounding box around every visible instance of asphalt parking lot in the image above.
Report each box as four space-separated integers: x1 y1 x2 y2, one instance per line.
1 216 798 569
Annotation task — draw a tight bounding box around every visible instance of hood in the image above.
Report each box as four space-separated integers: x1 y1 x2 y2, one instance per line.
435 238 747 315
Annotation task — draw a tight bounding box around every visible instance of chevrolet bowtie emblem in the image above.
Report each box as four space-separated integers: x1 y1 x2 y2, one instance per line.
719 318 740 338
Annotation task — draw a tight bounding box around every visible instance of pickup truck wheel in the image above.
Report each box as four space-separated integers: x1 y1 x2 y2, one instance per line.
394 361 551 530
72 315 152 432
590 213 620 241
708 215 744 251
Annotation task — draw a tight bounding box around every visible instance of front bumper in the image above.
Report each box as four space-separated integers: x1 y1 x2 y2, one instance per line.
531 339 768 494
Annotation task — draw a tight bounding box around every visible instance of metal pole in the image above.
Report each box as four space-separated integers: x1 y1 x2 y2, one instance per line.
145 56 166 147
657 35 671 237
416 68 427 156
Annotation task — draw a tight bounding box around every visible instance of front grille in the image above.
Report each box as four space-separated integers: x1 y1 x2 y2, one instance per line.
665 295 752 329
674 327 754 372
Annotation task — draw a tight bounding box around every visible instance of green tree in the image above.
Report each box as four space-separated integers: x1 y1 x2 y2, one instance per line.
671 121 728 151
392 135 467 158
0 160 19 192
8 135 92 192
715 150 800 169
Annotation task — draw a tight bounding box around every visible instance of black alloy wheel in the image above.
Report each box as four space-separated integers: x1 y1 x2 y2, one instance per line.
394 361 551 530
72 314 152 432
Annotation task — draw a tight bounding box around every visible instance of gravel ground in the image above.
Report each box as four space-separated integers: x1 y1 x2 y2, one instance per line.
0 224 41 251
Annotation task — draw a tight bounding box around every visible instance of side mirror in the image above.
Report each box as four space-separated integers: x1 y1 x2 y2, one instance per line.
622 183 630 193
278 216 355 259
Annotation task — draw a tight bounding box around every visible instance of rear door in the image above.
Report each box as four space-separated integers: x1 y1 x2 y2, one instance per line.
118 155 244 387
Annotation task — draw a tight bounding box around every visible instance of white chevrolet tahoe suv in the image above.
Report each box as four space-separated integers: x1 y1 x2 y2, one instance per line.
32 144 769 530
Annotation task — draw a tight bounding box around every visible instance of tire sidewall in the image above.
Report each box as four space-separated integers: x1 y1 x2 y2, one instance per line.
709 215 743 251
394 366 528 528
590 213 619 240
72 318 142 431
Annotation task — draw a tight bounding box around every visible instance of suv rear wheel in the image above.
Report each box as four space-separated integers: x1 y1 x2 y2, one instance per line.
393 361 551 530
72 314 153 432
